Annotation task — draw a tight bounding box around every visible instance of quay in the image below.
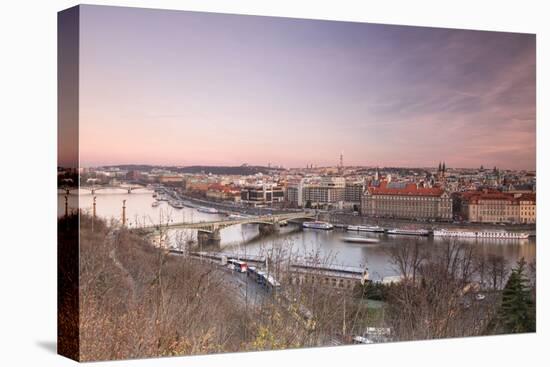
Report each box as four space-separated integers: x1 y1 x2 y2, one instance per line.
179 250 368 292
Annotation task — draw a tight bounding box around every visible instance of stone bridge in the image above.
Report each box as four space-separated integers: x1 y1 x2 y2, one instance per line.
60 184 149 194
140 211 316 247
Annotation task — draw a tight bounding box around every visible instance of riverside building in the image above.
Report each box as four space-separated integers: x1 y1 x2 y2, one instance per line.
457 190 536 224
303 176 345 207
361 181 452 221
240 184 284 206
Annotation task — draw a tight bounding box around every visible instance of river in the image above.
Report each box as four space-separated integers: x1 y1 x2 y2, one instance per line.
58 189 536 280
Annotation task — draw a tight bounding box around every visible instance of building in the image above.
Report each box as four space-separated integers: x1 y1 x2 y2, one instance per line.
158 175 184 184
302 176 345 207
519 193 536 224
284 263 368 292
458 190 536 224
344 180 365 204
241 184 284 206
205 184 241 202
125 170 142 181
286 179 304 207
185 181 210 194
361 181 452 220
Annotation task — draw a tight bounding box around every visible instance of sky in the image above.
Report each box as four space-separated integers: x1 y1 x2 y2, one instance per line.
76 5 536 170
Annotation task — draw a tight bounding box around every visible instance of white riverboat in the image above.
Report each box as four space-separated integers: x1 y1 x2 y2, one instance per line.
347 225 385 233
433 229 529 239
302 221 334 230
227 213 248 219
169 201 185 209
387 228 430 236
197 206 219 214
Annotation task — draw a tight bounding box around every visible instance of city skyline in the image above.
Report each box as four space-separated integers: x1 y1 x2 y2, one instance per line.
76 5 536 170
80 160 535 172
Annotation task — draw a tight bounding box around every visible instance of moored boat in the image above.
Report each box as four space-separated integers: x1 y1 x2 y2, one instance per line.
433 229 529 239
227 213 248 219
387 228 430 236
197 206 219 214
347 225 385 233
169 201 184 209
302 221 334 230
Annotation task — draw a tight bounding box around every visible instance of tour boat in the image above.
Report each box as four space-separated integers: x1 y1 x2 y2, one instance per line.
302 221 334 230
227 213 247 219
169 201 185 209
387 228 430 236
347 225 385 233
433 229 529 239
197 206 219 214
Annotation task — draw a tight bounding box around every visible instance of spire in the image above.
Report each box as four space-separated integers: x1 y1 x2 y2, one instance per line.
438 162 442 172
442 162 446 172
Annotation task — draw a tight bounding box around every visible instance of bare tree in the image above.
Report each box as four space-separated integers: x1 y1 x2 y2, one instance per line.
385 240 499 341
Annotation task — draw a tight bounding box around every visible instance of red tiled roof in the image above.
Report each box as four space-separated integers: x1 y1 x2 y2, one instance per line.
207 183 226 191
518 193 536 202
459 190 536 204
368 182 445 197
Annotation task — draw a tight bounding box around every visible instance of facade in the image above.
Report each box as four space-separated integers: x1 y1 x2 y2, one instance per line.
286 186 299 205
125 170 142 180
285 179 305 207
158 175 184 184
284 265 367 292
344 181 365 203
519 194 536 224
361 182 452 220
303 176 345 207
241 184 284 206
205 184 241 202
286 186 302 207
458 190 536 224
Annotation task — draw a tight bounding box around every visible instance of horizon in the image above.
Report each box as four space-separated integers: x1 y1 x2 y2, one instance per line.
70 5 536 170
77 161 536 172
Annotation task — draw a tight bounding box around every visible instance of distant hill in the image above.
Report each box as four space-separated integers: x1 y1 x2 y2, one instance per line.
104 164 283 176
177 165 283 175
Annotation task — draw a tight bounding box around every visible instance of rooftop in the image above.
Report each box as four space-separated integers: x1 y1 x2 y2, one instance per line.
367 182 445 197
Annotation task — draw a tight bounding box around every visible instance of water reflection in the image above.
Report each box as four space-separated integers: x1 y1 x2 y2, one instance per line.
58 189 536 280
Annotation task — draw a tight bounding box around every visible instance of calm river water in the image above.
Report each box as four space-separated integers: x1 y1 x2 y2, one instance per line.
59 189 536 280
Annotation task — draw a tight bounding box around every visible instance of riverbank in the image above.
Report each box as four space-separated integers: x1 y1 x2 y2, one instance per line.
168 190 536 235
173 191 296 216
326 213 536 235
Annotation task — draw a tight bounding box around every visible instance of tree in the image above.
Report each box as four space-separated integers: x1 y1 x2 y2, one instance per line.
487 254 508 290
384 241 498 341
354 280 390 301
498 258 535 334
305 200 312 209
387 241 426 283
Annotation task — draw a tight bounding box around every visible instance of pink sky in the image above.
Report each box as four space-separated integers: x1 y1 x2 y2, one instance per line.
77 6 536 170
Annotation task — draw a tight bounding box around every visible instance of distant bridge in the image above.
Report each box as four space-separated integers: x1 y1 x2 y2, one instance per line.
139 211 317 246
60 184 150 194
